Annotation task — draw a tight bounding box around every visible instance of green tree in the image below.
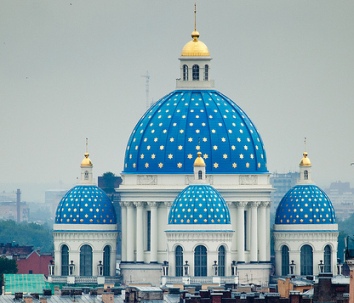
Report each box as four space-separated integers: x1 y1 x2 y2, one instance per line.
0 257 17 294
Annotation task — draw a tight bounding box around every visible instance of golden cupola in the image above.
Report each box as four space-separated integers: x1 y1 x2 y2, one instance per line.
194 151 206 167
81 152 93 167
299 152 311 167
181 30 210 57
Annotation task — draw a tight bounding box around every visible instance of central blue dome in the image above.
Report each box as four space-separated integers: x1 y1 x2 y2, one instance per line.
168 184 231 224
124 90 267 174
275 185 336 225
55 185 117 224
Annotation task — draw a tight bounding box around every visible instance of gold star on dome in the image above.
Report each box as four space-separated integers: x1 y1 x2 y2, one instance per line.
168 154 173 159
160 145 164 150
158 163 163 168
202 122 206 126
147 146 151 150
145 163 149 168
258 163 261 168
196 145 200 150
180 129 184 134
163 129 167 133
203 154 208 159
154 138 158 142
170 137 175 142
231 145 236 150
250 154 254 159
240 154 244 159
196 129 200 133
188 154 193 159
129 154 132 159
177 163 183 168
223 154 228 159
213 163 219 168
221 137 226 142
244 145 248 150
203 137 207 142
188 137 193 142
232 162 237 168
213 145 218 150
133 163 136 168
212 129 216 133
140 154 145 159
151 154 156 159
246 163 250 168
178 145 183 150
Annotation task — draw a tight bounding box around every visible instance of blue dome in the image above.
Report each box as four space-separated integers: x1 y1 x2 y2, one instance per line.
124 90 267 174
55 185 117 224
275 185 336 225
168 184 231 224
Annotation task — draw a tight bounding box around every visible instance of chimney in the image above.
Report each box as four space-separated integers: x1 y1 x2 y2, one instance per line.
16 189 21 223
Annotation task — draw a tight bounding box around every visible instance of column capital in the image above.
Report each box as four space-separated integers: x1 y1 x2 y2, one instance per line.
134 201 145 208
121 201 133 207
236 201 248 208
147 201 158 208
260 201 270 208
164 201 173 207
250 201 260 208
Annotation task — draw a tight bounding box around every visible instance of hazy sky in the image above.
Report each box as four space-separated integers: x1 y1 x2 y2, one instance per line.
1 1 354 202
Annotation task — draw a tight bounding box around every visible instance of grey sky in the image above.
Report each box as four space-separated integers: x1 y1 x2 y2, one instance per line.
1 1 354 202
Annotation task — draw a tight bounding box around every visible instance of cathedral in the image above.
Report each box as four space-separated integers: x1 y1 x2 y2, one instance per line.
50 7 338 289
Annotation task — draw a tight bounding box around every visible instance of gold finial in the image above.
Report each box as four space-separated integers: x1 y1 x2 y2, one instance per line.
81 138 92 167
300 151 311 167
194 151 206 167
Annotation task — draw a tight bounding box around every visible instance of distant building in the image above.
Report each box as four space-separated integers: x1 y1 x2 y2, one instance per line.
0 189 29 222
325 181 354 221
270 172 299 214
45 189 68 220
16 250 53 275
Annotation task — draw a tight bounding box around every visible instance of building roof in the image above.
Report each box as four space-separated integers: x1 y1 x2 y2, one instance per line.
54 185 117 225
124 90 267 174
168 184 231 224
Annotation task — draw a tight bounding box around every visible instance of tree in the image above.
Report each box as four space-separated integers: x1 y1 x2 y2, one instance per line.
0 257 17 294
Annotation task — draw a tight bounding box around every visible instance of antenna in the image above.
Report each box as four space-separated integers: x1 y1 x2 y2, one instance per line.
194 3 197 31
304 137 307 151
85 138 89 153
141 71 150 109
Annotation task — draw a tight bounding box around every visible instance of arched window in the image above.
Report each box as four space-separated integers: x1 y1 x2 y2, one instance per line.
281 245 290 275
218 246 225 276
304 170 308 180
198 170 203 180
183 65 188 81
84 171 89 180
80 245 93 276
175 245 183 277
61 245 69 276
324 245 332 273
204 65 209 80
194 245 207 276
103 245 111 276
192 65 199 80
300 245 313 275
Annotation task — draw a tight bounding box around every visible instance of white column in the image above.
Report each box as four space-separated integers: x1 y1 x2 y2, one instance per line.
120 202 127 262
126 202 135 262
250 202 259 262
149 202 158 263
265 202 271 261
236 202 247 262
135 202 144 262
258 202 267 262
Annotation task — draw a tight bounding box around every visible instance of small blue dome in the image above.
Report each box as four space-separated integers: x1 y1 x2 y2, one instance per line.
275 185 336 225
55 185 117 224
124 90 267 174
168 184 231 224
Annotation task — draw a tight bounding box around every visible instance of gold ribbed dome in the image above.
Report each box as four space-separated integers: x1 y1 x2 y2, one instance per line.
194 152 206 167
181 30 210 57
81 152 92 167
299 152 311 166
